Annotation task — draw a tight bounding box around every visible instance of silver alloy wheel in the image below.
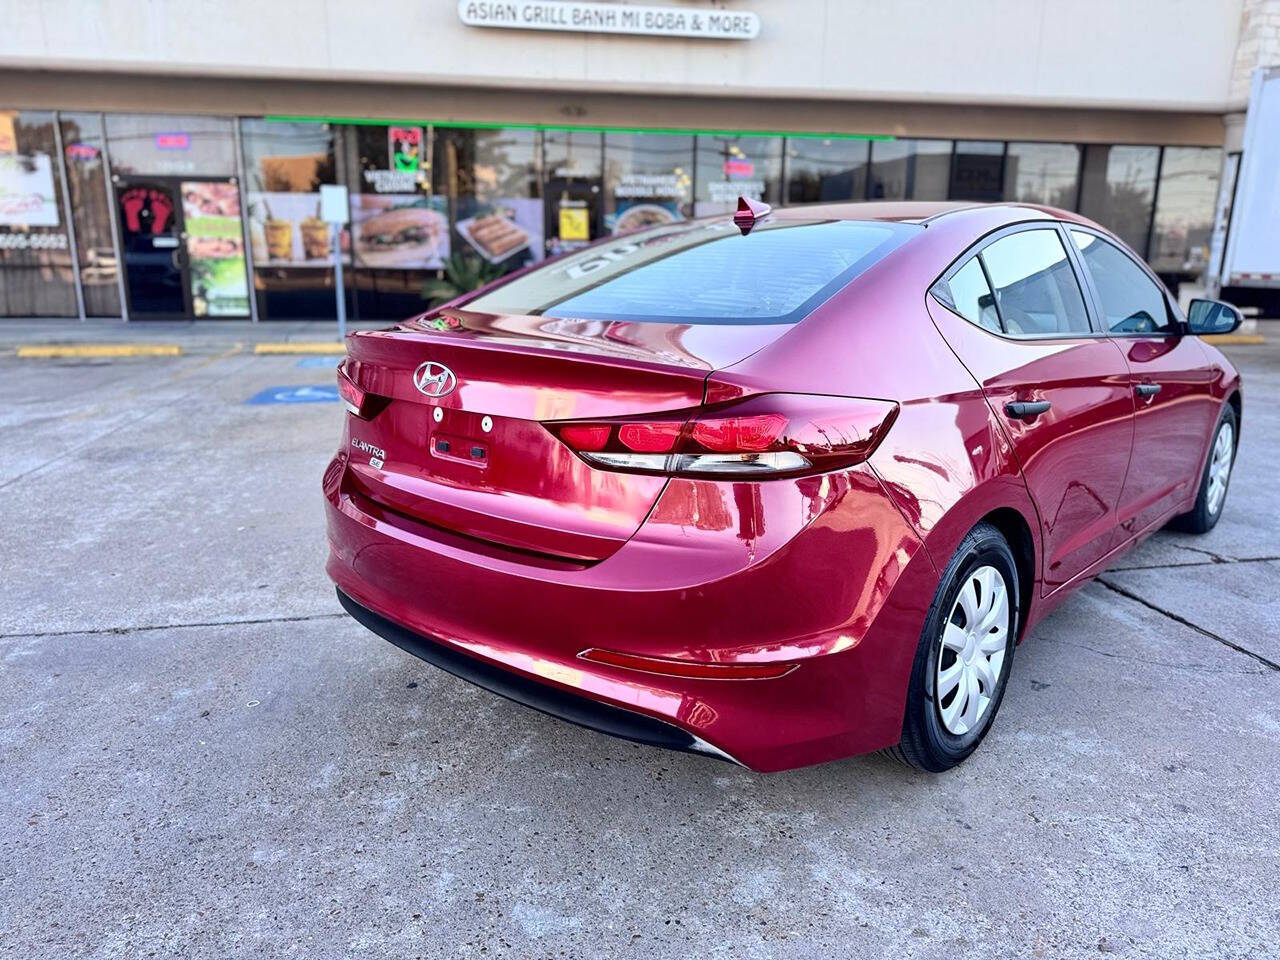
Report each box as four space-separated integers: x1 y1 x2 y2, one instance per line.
936 564 1010 736
1206 420 1234 517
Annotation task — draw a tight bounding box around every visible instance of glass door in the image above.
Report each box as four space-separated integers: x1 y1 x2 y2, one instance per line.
117 179 187 318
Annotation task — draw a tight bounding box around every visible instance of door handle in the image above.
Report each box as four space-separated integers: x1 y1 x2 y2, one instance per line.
1135 383 1162 397
1004 400 1051 420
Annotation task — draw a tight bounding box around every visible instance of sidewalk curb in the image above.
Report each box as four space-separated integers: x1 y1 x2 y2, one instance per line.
253 342 347 355
15 344 183 358
1202 334 1266 345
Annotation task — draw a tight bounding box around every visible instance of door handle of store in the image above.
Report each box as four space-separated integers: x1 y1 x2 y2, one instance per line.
1135 383 1163 397
1004 400 1051 420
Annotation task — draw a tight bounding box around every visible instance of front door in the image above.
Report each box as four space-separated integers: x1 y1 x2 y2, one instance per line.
117 177 250 319
930 225 1135 591
118 180 187 317
1069 229 1220 535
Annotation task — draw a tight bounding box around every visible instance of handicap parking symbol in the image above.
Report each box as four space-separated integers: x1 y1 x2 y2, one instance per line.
295 356 345 368
246 385 341 405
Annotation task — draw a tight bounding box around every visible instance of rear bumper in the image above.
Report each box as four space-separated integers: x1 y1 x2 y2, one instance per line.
337 587 739 763
324 452 937 772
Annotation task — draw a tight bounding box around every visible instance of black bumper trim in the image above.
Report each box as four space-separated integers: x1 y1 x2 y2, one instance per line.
336 588 706 757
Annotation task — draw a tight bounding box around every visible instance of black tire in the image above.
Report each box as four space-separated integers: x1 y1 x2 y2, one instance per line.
888 522 1019 773
1168 403 1238 535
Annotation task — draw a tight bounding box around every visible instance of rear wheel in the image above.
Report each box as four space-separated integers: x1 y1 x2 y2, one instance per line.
1169 403 1237 534
890 522 1018 772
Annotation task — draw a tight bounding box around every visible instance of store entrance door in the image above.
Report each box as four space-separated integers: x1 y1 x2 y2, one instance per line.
118 180 187 318
116 177 249 319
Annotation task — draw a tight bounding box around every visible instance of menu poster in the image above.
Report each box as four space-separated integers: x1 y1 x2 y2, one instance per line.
0 154 60 227
248 191 347 268
455 197 543 266
352 194 449 269
181 181 249 317
559 205 589 242
607 199 681 235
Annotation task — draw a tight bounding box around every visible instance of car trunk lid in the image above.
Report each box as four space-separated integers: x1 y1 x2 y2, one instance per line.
341 311 791 563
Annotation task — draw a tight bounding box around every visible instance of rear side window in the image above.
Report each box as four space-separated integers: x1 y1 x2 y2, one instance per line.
1071 230 1173 334
980 229 1091 336
945 258 1001 333
465 219 916 325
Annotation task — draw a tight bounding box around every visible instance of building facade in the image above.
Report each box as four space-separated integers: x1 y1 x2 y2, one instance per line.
0 0 1273 322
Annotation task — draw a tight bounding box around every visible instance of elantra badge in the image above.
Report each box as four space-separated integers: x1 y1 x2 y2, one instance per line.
413 361 457 398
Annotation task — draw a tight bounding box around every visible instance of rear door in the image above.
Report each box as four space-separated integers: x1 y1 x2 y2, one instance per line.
929 224 1135 591
1069 228 1220 536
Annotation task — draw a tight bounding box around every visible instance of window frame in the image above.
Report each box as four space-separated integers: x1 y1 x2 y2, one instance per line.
1065 224 1186 339
930 220 1106 342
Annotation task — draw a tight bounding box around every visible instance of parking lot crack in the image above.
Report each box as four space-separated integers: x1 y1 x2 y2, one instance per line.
1107 555 1280 572
1095 577 1280 672
0 611 348 641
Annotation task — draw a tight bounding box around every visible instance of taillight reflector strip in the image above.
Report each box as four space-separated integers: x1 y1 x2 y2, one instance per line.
579 647 798 680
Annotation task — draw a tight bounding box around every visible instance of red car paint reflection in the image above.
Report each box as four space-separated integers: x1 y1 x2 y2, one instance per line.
324 202 1240 772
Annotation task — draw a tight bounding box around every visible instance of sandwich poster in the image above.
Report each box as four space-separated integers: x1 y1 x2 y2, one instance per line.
352 194 449 269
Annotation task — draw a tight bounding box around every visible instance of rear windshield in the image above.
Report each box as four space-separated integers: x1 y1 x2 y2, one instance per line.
465 218 916 325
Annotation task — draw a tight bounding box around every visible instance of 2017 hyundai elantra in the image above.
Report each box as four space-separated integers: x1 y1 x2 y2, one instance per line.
324 199 1242 772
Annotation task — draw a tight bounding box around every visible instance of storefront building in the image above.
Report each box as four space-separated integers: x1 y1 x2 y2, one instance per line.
0 0 1273 322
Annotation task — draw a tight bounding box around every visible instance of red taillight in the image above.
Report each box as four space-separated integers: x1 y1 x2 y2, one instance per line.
618 420 683 453
545 394 898 479
690 413 787 452
579 647 798 680
558 423 610 451
337 367 368 417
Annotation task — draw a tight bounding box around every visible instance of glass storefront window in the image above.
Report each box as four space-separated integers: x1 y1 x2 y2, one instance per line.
786 137 871 204
950 140 1004 202
1003 142 1081 208
104 114 235 177
434 126 542 278
868 139 951 201
543 130 604 255
694 134 783 216
340 123 447 318
59 112 121 317
1078 144 1160 256
241 119 345 321
0 109 76 317
1149 146 1221 283
603 132 693 235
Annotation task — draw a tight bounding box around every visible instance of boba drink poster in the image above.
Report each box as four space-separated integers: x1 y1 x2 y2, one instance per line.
247 192 347 267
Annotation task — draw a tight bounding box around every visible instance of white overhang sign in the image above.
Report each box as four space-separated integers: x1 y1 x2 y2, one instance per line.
457 1 760 40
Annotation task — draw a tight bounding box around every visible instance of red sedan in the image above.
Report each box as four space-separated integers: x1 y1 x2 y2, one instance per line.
324 200 1242 773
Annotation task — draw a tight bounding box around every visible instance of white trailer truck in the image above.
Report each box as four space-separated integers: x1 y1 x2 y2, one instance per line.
1212 65 1280 299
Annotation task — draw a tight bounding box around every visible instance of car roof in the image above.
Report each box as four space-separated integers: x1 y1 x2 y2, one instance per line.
772 200 1094 228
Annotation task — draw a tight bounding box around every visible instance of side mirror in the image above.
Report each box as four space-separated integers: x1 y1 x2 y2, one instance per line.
1187 298 1243 336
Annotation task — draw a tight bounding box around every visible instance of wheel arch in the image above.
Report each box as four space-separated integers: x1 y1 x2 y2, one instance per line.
977 507 1036 642
1226 389 1242 445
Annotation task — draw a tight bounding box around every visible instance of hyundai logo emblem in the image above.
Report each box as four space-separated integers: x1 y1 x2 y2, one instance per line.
413 361 457 398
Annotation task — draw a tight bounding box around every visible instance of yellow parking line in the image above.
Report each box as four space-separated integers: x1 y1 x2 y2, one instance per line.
16 343 182 358
1202 334 1265 345
253 342 347 355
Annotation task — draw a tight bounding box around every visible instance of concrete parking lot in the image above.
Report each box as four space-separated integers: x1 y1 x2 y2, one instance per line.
1 332 1277 959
